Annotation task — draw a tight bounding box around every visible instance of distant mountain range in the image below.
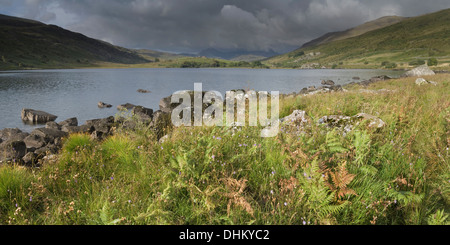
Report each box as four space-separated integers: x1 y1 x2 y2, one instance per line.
188 48 279 61
267 8 450 69
2 8 450 70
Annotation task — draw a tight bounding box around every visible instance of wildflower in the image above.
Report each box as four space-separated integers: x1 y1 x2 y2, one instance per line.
161 146 164 150
212 155 215 160
29 196 32 202
270 190 274 195
271 171 276 175
284 202 288 206
303 221 306 225
128 200 132 203
213 136 216 139
110 177 114 181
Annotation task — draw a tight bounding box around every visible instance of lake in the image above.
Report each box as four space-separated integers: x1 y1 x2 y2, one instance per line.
0 68 403 131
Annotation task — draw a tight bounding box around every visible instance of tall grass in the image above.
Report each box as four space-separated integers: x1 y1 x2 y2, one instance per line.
0 75 448 225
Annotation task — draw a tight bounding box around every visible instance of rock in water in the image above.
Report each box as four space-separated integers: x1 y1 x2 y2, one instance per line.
21 109 57 124
321 80 335 86
137 89 151 93
404 65 435 77
117 103 136 111
98 102 113 108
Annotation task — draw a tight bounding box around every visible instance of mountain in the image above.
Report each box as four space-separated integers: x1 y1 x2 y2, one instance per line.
136 49 187 61
198 48 278 61
0 14 149 70
267 8 450 69
301 16 407 48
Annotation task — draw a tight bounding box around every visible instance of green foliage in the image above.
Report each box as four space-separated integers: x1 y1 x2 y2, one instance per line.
409 60 426 66
0 75 448 225
427 58 438 66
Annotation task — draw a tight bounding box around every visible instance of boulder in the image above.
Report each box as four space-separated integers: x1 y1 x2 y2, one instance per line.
59 117 78 127
404 65 435 77
415 78 438 86
46 121 61 130
24 134 46 149
132 106 154 122
30 128 68 144
137 89 151 93
61 125 93 134
22 152 38 165
117 103 136 111
0 128 24 141
353 113 386 129
98 102 113 108
35 144 58 156
281 110 308 127
3 131 29 142
21 109 57 124
0 140 27 163
321 80 335 86
415 78 428 86
352 77 360 80
159 95 173 113
86 117 115 139
318 113 386 135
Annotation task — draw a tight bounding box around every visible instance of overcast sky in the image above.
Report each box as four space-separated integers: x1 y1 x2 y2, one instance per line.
1 0 450 53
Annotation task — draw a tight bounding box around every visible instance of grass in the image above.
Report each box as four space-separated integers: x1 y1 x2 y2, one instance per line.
267 8 450 70
0 74 448 225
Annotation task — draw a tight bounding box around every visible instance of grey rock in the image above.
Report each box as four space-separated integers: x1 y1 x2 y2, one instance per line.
404 65 435 77
117 103 136 111
415 78 429 86
61 125 94 134
86 117 115 134
59 118 78 127
281 110 308 127
31 128 68 143
35 144 58 156
46 121 61 130
6 132 30 142
0 128 23 141
353 113 386 129
132 106 154 123
0 140 27 163
137 89 151 93
98 101 113 108
21 109 57 124
22 152 38 165
24 134 46 149
321 80 335 86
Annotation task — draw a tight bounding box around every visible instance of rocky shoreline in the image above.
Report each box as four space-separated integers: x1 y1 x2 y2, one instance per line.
0 65 438 166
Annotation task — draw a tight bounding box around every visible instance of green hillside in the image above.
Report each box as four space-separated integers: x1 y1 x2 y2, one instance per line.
0 14 150 70
267 9 450 69
302 16 406 48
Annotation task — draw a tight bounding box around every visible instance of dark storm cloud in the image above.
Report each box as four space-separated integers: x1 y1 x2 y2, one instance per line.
2 0 450 53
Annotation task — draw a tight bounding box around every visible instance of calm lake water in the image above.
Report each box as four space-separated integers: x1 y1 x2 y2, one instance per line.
0 68 403 131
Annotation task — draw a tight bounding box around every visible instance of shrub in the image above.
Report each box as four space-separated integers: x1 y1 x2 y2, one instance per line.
427 58 438 66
